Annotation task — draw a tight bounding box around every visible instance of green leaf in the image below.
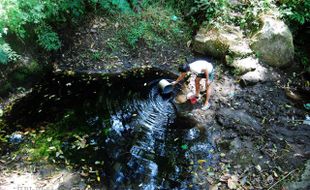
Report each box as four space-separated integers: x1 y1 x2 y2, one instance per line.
181 144 188 150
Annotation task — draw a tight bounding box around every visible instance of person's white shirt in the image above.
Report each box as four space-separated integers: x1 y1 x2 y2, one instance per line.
189 60 213 75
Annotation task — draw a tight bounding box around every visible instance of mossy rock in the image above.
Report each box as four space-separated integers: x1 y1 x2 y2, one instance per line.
193 25 252 58
250 15 294 67
192 27 229 58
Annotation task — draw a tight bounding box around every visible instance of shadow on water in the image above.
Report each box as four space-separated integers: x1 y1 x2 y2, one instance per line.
6 68 218 189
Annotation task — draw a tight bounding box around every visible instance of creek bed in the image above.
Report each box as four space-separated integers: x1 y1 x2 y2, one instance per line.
5 69 218 189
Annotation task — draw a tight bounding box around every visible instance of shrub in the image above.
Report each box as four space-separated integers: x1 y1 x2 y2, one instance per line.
279 0 310 29
96 0 132 13
0 43 20 64
186 0 228 27
36 25 61 51
116 5 191 49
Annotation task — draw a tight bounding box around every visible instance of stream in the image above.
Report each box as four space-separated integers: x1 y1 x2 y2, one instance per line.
6 69 218 189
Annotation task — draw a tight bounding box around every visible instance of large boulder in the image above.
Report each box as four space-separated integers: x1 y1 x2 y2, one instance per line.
250 15 294 67
193 25 252 58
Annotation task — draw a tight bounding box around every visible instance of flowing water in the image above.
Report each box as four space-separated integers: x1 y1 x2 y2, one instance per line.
7 70 218 189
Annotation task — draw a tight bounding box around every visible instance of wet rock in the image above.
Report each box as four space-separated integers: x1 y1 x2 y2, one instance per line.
285 160 310 190
216 108 262 133
270 125 310 151
9 132 23 143
185 127 201 140
250 15 294 67
174 94 187 104
229 137 242 150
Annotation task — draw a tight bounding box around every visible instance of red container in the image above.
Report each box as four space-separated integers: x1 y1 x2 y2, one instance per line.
189 96 197 104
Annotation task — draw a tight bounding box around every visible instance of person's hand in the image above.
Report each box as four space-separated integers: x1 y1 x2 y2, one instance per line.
171 81 177 86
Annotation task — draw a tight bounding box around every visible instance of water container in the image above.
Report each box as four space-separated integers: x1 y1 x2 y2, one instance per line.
158 79 173 94
186 92 197 104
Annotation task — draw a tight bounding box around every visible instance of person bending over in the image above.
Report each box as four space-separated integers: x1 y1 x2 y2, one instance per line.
172 60 214 110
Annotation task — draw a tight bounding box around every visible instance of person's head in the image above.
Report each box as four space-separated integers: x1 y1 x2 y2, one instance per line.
178 63 190 73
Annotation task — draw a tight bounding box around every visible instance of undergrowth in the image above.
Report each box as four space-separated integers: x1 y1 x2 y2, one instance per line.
114 5 191 49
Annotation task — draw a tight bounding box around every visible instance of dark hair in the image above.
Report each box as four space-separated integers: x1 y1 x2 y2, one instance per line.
178 63 190 72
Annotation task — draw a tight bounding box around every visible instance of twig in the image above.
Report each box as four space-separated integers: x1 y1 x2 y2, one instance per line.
267 169 296 190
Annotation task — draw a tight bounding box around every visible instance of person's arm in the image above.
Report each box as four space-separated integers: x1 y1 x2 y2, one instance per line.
172 72 187 85
204 69 210 86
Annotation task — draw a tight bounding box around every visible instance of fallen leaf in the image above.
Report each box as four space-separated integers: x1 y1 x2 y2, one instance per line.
198 159 206 164
209 184 219 190
227 178 238 189
255 165 262 172
220 173 231 182
227 175 239 189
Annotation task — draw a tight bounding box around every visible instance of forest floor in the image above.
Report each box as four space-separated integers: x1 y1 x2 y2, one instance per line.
0 15 309 190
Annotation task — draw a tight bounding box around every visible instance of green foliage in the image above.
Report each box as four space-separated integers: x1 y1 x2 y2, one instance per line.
230 0 272 35
295 48 310 67
116 5 191 49
0 49 9 64
90 50 103 61
0 42 20 64
36 25 61 51
96 0 132 13
27 134 63 161
189 0 228 24
0 0 89 54
279 0 310 28
15 110 110 161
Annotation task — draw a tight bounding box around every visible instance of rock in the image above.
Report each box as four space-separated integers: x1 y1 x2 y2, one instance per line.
240 65 280 86
174 94 187 104
9 133 23 143
250 15 294 67
193 27 229 58
285 160 310 190
193 25 252 58
240 65 268 86
227 56 259 75
216 108 261 132
58 173 84 190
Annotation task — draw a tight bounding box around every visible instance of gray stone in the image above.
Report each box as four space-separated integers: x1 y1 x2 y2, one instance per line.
192 25 252 58
240 65 280 86
193 25 252 58
227 56 259 75
250 15 294 67
240 65 268 86
192 27 229 58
